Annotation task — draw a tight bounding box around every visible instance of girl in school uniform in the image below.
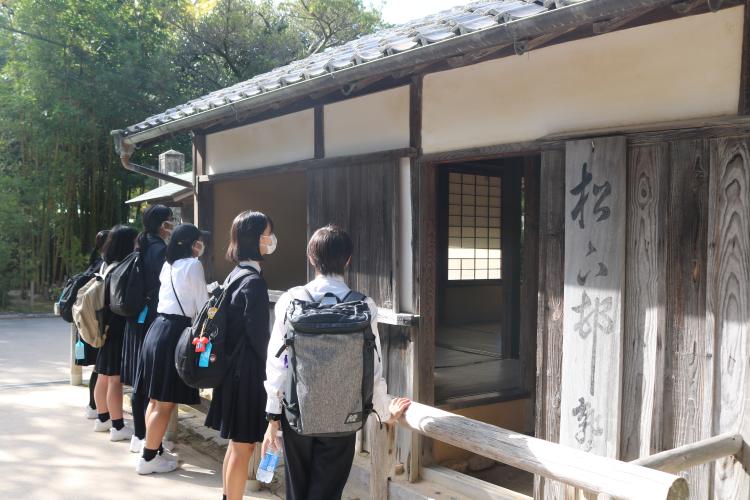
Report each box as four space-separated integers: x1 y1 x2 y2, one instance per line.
134 223 208 475
80 229 109 420
262 225 410 500
121 205 173 453
204 211 274 500
93 225 139 444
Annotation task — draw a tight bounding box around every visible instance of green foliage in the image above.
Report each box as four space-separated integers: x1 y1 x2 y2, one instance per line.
0 0 382 304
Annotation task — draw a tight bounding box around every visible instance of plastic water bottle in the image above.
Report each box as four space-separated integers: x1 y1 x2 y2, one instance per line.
256 448 281 483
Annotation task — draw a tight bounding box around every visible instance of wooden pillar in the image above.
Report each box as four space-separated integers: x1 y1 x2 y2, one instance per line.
520 156 540 434
739 1 750 114
501 160 523 357
534 149 566 500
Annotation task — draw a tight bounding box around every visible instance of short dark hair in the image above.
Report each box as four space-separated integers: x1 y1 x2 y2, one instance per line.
307 225 353 276
226 210 273 263
102 225 137 264
166 224 203 264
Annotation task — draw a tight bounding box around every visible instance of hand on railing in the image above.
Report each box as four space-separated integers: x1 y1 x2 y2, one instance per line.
385 397 411 425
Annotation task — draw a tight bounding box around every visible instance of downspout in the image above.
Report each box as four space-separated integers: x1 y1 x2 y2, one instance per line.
110 130 194 188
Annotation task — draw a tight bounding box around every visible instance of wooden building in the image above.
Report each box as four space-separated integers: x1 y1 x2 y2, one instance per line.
112 1 750 498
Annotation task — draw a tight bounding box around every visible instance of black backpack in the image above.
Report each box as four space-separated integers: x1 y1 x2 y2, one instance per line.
279 288 376 437
108 251 146 317
57 270 96 323
174 267 256 389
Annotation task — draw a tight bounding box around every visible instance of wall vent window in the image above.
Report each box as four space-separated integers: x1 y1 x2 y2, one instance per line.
447 172 502 281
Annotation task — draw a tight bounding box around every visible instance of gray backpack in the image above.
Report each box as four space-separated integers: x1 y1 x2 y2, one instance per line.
278 287 377 437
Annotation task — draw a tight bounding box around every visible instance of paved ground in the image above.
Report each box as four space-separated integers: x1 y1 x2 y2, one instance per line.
0 317 278 500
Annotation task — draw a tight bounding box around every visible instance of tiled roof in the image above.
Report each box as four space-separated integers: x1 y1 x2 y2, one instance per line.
125 172 193 204
122 0 563 137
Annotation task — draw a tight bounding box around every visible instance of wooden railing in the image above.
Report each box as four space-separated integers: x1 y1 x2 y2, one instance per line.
368 399 746 500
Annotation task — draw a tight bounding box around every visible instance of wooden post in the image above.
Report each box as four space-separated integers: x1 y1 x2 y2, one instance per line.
534 149 566 500
369 416 394 500
70 323 82 386
399 401 688 500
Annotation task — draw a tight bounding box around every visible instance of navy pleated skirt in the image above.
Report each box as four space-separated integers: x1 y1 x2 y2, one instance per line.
95 314 125 376
133 314 199 404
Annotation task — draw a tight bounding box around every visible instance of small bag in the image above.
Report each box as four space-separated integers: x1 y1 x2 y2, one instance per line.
279 288 377 437
71 262 117 348
174 267 256 389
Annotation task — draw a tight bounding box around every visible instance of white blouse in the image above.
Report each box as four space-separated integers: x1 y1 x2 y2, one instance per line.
264 274 391 420
157 258 208 319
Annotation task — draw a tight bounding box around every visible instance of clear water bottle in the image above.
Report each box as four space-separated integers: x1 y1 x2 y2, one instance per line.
256 449 281 483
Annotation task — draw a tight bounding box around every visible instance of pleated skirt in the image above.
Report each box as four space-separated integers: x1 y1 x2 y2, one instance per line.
95 314 125 376
133 314 199 404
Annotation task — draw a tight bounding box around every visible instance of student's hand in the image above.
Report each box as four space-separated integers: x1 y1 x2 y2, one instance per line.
385 397 411 425
261 420 282 455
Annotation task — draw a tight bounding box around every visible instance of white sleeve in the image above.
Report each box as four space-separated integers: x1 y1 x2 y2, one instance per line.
367 298 391 420
265 293 290 414
190 260 209 319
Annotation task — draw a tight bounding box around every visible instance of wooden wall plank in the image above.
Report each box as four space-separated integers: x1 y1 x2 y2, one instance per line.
314 105 324 159
707 136 750 500
306 159 397 306
534 149 566 500
196 181 214 281
739 1 750 115
521 156 541 435
663 138 712 499
620 143 669 461
560 137 627 460
502 161 523 357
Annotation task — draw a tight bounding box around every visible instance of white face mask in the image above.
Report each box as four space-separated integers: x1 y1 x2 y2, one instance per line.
194 241 205 258
262 233 277 255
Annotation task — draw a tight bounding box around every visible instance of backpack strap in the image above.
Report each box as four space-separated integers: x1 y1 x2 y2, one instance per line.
169 267 187 317
223 266 257 290
342 290 366 302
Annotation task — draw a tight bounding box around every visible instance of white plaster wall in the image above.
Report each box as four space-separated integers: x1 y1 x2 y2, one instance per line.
324 86 410 157
206 110 314 174
422 7 745 153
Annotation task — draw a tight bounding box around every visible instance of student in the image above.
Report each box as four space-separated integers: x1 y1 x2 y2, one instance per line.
122 205 173 454
262 225 411 500
93 225 138 443
205 211 274 500
80 229 110 419
133 223 208 475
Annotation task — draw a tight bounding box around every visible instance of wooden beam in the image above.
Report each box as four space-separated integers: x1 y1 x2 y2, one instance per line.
399 400 689 500
422 466 532 500
592 8 655 34
191 133 206 177
631 433 744 474
197 148 417 184
314 105 324 159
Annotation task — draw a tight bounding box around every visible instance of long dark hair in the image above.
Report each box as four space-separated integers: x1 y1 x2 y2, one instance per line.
225 210 273 263
136 204 172 252
88 229 110 267
102 225 138 264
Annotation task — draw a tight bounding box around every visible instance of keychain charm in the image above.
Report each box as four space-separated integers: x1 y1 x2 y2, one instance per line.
199 341 213 367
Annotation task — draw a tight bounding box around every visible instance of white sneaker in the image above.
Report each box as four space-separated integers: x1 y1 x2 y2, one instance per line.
129 435 144 453
110 426 134 442
93 419 111 432
84 406 98 419
136 454 179 475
